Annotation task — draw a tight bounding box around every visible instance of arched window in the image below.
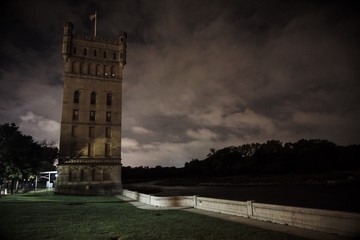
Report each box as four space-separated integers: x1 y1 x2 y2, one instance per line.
103 168 111 180
105 144 111 158
106 112 111 122
88 63 93 75
83 48 87 56
80 169 85 181
74 91 80 103
111 66 116 77
96 64 101 75
70 141 78 158
72 61 77 73
80 62 84 74
69 169 73 182
103 51 107 58
72 110 79 120
87 143 93 157
73 46 77 54
113 52 116 60
104 65 108 76
90 92 96 105
106 93 112 106
94 49 97 57
92 168 96 181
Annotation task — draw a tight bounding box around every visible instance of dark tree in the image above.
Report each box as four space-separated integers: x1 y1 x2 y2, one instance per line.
0 123 58 193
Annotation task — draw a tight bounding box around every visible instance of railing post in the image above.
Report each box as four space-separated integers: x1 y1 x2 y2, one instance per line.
193 195 198 207
247 200 255 218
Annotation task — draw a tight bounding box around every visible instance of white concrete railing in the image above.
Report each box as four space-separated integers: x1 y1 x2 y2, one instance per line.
251 202 360 237
122 189 194 207
122 189 360 237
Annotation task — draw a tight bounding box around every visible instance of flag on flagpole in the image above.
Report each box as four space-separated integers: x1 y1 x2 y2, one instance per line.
89 12 96 21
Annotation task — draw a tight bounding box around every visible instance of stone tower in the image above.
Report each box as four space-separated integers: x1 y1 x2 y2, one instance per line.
55 22 126 195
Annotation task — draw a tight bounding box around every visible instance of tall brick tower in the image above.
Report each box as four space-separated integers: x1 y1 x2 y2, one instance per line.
55 22 126 195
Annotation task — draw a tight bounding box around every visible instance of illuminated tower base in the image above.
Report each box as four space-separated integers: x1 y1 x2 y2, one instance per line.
56 161 122 195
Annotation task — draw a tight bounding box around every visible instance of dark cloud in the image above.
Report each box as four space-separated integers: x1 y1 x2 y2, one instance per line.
0 0 359 167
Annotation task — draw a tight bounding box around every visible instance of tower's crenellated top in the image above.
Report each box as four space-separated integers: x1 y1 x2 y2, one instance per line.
61 22 127 79
62 22 74 60
61 22 127 66
119 31 127 66
64 22 74 35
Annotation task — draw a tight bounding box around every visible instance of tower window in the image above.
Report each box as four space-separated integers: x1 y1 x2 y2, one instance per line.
71 126 78 137
88 63 93 75
88 143 94 157
69 170 73 182
111 66 116 77
73 110 79 120
89 126 95 138
73 46 77 54
113 52 116 60
120 53 123 59
70 142 77 158
83 48 87 56
106 112 112 122
103 51 107 58
90 111 96 121
90 92 96 105
105 143 111 157
72 61 77 73
80 62 84 74
106 93 112 106
96 64 101 75
74 91 80 103
105 127 111 138
94 50 97 57
92 168 96 181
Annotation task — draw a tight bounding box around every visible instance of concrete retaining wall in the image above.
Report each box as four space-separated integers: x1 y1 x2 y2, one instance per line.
195 196 248 217
151 195 194 207
251 202 360 237
122 189 360 237
122 189 193 207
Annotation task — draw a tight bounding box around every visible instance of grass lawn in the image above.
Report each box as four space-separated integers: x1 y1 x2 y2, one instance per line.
0 191 307 240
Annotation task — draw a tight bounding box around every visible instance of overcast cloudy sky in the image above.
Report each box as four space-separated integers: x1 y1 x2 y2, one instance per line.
0 0 359 167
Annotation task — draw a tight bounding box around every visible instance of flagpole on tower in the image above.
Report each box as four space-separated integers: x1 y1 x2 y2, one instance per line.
90 11 97 37
94 11 97 37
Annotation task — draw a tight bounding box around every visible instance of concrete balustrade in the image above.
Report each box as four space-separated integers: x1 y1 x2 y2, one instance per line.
251 202 360 237
122 189 360 237
151 195 194 207
196 196 248 217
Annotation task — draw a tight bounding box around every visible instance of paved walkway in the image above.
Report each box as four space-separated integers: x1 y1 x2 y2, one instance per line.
116 195 355 240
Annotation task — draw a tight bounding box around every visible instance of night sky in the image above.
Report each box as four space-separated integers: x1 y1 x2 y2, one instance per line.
0 0 359 167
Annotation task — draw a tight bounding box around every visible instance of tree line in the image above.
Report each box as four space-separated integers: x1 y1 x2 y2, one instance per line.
0 123 58 193
123 139 360 181
2 122 359 187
